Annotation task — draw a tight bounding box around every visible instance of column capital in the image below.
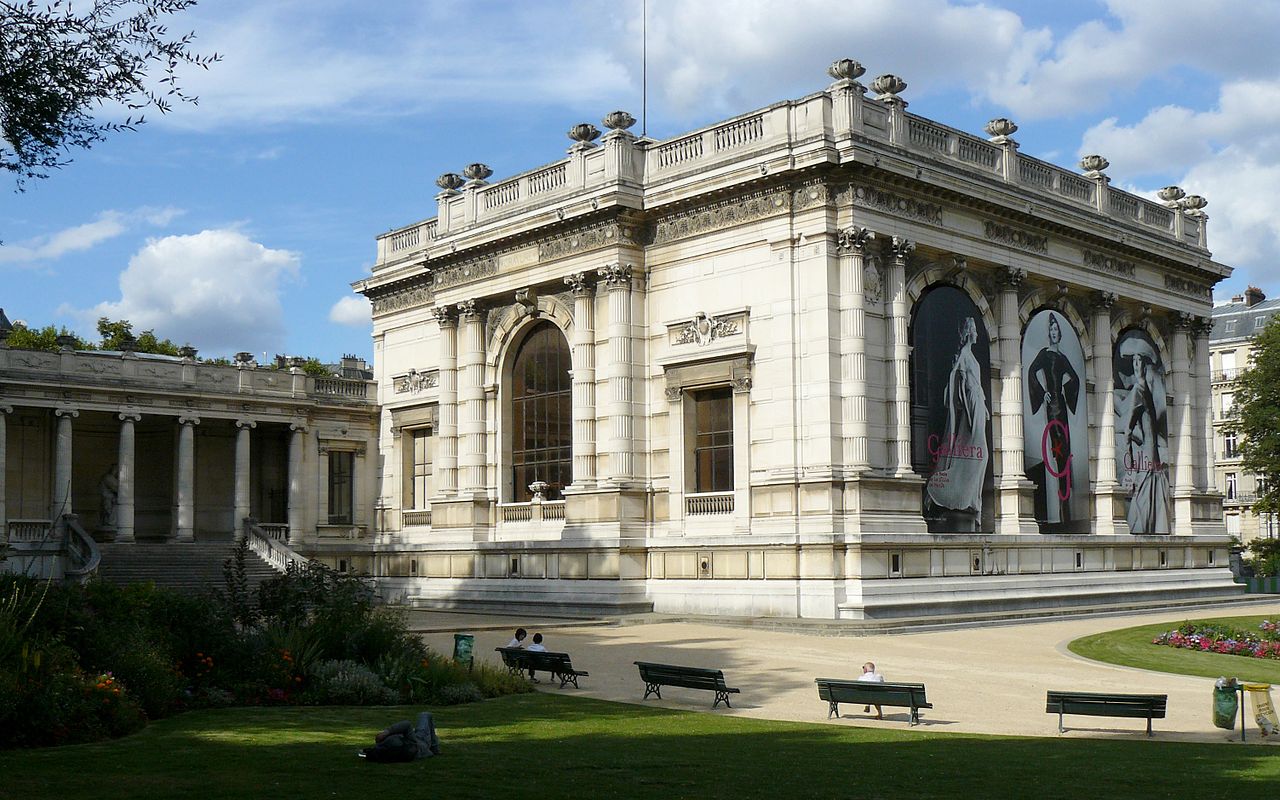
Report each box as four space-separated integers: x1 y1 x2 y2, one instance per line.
431 304 458 327
889 236 915 261
117 411 142 423
597 263 633 289
54 407 79 419
289 421 309 433
664 385 683 402
235 419 257 429
0 404 12 415
564 271 597 296
1172 310 1196 331
1089 290 1118 312
836 226 875 254
996 266 1026 290
1192 316 1214 337
177 415 201 426
456 298 482 320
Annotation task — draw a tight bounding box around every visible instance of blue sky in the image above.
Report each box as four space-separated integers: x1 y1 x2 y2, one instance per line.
3 0 1279 361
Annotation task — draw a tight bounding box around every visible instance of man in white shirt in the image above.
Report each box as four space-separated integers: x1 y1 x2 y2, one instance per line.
506 628 527 649
857 661 885 719
527 633 546 652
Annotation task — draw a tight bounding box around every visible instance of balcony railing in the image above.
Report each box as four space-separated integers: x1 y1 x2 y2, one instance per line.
401 509 432 527
7 519 53 542
1214 369 1241 382
685 491 734 516
498 501 565 523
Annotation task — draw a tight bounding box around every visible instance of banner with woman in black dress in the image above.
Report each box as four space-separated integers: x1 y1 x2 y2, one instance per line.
1022 309 1090 532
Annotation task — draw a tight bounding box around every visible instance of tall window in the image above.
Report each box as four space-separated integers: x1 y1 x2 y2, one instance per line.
1226 472 1238 500
328 451 354 524
1221 391 1235 419
692 387 733 492
1224 431 1238 459
406 427 434 508
511 323 572 501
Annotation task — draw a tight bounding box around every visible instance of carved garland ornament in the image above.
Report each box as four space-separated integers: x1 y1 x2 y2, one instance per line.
983 221 1048 254
371 283 433 316
1164 273 1213 300
432 258 497 290
537 221 644 261
653 189 789 244
848 185 943 225
675 312 741 346
393 369 440 394
1082 249 1137 278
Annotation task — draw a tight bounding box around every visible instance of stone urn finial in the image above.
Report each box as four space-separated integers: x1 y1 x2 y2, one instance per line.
436 172 465 193
55 334 78 351
828 58 866 83
1079 154 1110 177
984 118 1018 143
234 351 255 367
179 345 198 360
528 480 549 503
1181 194 1208 215
119 334 137 353
1157 185 1186 204
462 163 493 184
871 74 908 103
602 110 637 131
568 123 601 146
287 355 306 370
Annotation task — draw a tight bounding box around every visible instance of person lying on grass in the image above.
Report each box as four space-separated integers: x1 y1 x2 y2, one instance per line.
358 712 441 762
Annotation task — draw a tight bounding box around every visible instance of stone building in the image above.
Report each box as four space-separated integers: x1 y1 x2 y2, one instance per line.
355 60 1236 619
0 338 379 577
1210 287 1280 542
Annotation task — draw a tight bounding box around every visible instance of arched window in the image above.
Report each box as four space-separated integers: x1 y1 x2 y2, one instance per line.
510 323 572 501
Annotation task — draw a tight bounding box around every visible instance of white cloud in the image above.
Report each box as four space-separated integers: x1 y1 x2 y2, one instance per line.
72 229 300 354
328 295 371 327
0 207 183 266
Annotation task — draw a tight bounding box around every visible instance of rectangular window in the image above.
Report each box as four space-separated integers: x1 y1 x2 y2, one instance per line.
1224 431 1238 459
410 428 434 508
1226 472 1238 500
692 387 734 493
1227 514 1242 537
1221 391 1235 418
328 450 354 524
1224 319 1237 334
1257 316 1267 329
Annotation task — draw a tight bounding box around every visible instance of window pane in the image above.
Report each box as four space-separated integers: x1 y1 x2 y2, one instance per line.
328 451 354 524
692 387 733 493
510 323 573 501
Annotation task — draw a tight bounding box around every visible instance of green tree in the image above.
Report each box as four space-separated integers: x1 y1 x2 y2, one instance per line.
1232 317 1280 520
4 323 91 351
1 0 219 189
96 318 181 355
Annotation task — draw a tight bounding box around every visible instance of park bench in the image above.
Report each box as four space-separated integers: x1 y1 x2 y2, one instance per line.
634 661 740 709
1045 690 1167 737
814 678 933 726
494 647 589 689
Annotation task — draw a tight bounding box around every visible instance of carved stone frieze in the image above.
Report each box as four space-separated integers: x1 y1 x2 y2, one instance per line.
848 185 943 225
652 189 790 245
984 221 1048 254
432 258 497 291
538 221 644 261
393 369 440 394
1164 273 1212 300
1082 249 1136 278
675 311 741 346
371 282 433 316
792 182 831 211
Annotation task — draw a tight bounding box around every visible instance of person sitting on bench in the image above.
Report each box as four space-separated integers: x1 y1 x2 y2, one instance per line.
359 712 440 762
858 661 886 719
526 633 547 681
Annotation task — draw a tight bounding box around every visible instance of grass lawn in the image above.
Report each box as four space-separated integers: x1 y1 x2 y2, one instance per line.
1069 614 1280 683
3 693 1279 800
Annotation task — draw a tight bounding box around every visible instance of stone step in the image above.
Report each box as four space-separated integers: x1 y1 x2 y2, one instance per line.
95 541 283 595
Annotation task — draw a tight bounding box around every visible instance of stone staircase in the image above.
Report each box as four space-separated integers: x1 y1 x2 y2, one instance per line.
95 540 282 595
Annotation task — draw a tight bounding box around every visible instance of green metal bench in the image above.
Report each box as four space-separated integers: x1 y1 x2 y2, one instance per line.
495 647 589 689
815 678 932 725
1045 690 1167 736
634 661 740 709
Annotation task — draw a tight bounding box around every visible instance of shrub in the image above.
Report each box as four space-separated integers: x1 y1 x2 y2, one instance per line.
433 682 484 705
308 659 397 705
1245 537 1280 578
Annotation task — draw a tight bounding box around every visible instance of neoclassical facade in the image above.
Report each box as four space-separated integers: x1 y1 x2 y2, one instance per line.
355 61 1235 619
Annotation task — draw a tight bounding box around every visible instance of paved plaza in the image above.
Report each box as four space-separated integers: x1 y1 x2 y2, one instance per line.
415 602 1280 744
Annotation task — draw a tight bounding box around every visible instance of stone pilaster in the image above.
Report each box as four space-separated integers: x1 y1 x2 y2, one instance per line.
457 299 488 495
887 237 914 476
1090 292 1120 534
1171 312 1195 532
565 272 597 488
1193 317 1214 492
288 422 306 545
432 305 459 498
996 268 1035 534
234 419 255 538
0 405 11 540
838 227 874 472
52 408 78 520
116 412 141 543
174 415 199 542
599 264 635 484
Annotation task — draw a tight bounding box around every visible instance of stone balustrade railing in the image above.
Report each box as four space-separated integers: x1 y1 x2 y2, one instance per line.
0 349 375 404
246 520 309 574
401 509 432 527
374 86 1209 270
7 518 53 542
62 514 100 582
686 491 735 516
498 501 565 523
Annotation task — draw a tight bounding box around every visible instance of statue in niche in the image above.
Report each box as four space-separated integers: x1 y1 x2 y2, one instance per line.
98 464 120 530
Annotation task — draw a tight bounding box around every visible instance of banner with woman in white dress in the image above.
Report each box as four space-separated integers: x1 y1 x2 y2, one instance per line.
1113 328 1171 534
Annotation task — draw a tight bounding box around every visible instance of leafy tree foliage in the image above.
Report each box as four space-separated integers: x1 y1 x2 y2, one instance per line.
0 0 219 188
1232 318 1280 519
4 323 90 351
95 317 181 355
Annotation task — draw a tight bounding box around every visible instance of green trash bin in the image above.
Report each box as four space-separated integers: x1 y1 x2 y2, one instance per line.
453 633 475 671
1213 677 1239 730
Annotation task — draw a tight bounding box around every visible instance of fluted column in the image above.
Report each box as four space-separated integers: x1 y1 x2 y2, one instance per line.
52 408 78 520
1193 317 1214 492
887 238 914 475
287 422 306 545
566 272 597 488
432 305 459 497
0 406 11 539
116 412 140 543
234 419 255 538
173 416 198 542
838 227 874 472
1172 313 1195 533
457 299 488 494
599 264 634 484
996 268 1027 534
1091 292 1118 535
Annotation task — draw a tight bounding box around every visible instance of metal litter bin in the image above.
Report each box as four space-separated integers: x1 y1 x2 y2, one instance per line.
453 633 475 671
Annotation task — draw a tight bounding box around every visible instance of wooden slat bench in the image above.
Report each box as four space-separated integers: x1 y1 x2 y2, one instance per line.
815 678 933 726
634 661 740 709
494 647 589 689
1045 690 1168 737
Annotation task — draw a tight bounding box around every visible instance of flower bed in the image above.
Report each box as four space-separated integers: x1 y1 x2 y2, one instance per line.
1152 620 1280 660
